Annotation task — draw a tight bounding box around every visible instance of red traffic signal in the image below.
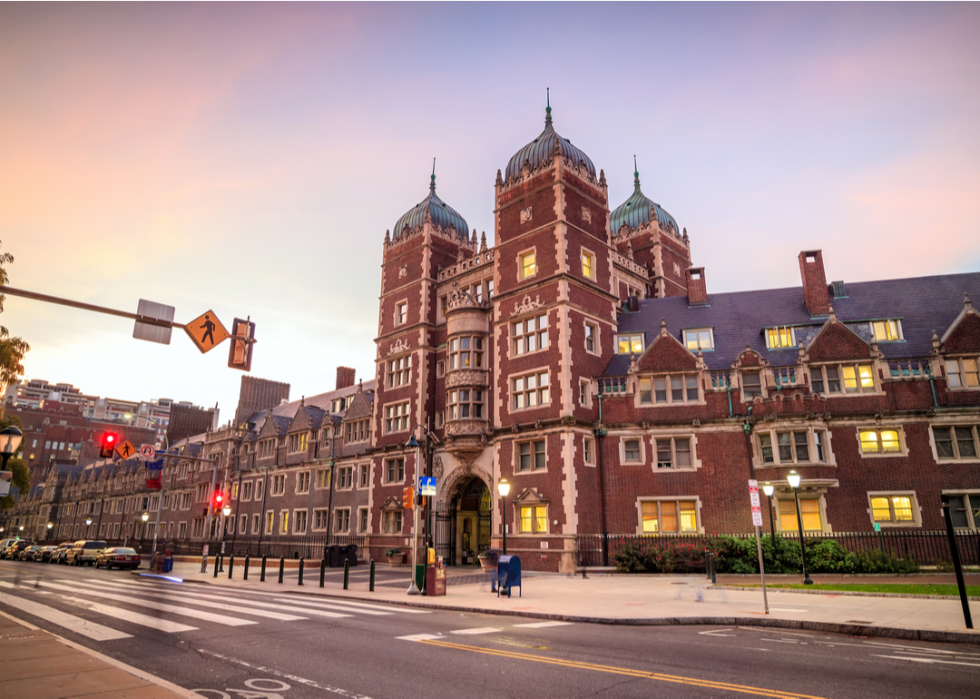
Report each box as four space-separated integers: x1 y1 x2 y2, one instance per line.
402 486 415 510
99 432 119 458
213 491 224 508
228 317 255 372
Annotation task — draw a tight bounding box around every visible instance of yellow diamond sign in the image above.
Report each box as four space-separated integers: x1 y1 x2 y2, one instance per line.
185 310 230 354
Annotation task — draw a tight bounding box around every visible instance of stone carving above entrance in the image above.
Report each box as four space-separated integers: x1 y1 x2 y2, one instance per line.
513 294 544 316
434 459 493 512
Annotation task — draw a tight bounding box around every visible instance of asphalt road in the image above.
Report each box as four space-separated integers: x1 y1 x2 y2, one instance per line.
1 560 978 699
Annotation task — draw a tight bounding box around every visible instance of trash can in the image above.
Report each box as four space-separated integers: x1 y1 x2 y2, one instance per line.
325 545 342 568
162 549 174 574
496 555 522 598
345 544 358 567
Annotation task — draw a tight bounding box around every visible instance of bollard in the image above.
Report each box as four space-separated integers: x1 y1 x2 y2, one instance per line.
319 558 326 588
243 555 250 581
228 555 235 579
343 559 349 590
369 559 375 592
260 555 267 582
278 556 284 584
213 554 219 578
298 558 304 586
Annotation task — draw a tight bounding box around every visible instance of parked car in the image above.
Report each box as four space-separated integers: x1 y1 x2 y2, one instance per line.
0 538 20 558
17 545 43 561
49 542 74 564
95 547 141 571
3 540 35 559
65 540 108 566
34 545 59 562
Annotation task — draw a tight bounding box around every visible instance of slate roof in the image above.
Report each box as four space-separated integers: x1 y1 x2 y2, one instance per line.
245 380 377 433
605 271 980 376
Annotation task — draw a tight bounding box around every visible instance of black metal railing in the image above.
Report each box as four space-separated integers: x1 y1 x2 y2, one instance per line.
44 533 368 559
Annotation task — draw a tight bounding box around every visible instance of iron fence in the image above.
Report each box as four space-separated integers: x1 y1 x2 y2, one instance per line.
576 530 980 569
41 533 368 559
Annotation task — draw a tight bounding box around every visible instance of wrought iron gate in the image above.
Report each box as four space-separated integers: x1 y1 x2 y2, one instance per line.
435 510 455 566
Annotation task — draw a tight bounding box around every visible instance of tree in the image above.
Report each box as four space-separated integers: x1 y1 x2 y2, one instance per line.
0 239 30 396
0 415 29 510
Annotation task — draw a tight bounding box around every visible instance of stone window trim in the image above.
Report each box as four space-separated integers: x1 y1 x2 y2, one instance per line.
652 435 700 472
634 497 703 535
582 436 595 466
855 426 907 458
517 247 537 282
315 468 330 490
384 401 411 434
295 470 311 494
752 425 835 469
510 368 551 412
809 362 884 397
584 320 601 356
682 327 714 352
449 335 485 369
359 463 370 489
337 466 354 491
515 438 547 473
636 373 704 407
358 506 370 534
513 490 549 536
510 312 549 359
941 490 980 531
872 319 904 343
387 354 412 388
740 370 764 402
618 435 647 465
384 457 406 485
334 507 351 534
278 509 289 535
928 423 980 463
312 508 329 532
270 473 287 497
394 299 408 327
774 494 829 534
581 246 597 282
944 356 980 391
580 379 592 409
293 508 309 535
867 491 921 528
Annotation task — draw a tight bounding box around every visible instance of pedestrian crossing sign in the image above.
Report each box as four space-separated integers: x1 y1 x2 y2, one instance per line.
185 310 230 354
115 441 136 460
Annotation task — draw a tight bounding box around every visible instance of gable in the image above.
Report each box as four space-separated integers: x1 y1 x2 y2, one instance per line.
257 416 279 439
344 392 373 421
637 333 698 373
807 320 872 362
943 311 980 354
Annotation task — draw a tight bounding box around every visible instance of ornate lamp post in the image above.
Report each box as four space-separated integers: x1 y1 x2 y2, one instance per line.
46 521 53 542
140 512 149 551
0 426 23 471
497 478 510 555
786 470 814 585
762 482 776 545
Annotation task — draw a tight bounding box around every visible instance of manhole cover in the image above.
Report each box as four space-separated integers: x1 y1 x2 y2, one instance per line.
844 620 873 625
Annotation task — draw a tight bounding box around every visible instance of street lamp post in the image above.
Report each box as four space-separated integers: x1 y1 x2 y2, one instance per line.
786 470 813 585
140 512 149 551
46 521 53 542
497 478 510 555
0 426 24 472
762 482 776 546
219 503 231 573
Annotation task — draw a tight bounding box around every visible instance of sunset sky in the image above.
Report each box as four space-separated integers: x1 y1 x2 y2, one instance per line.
2 3 979 424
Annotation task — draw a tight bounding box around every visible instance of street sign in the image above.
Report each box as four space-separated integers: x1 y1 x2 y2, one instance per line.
419 476 436 496
184 310 230 354
115 440 136 460
748 479 764 527
139 444 155 459
133 299 175 345
874 522 881 532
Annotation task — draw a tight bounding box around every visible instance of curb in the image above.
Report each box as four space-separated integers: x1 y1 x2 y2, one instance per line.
714 584 980 602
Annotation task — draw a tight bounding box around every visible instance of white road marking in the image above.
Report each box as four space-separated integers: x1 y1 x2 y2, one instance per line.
269 597 391 616
199 649 372 698
513 621 573 629
450 627 502 635
761 638 800 644
35 581 256 627
0 587 131 642
397 633 445 641
698 628 735 637
64 580 310 621
871 654 980 668
61 596 198 633
769 608 809 613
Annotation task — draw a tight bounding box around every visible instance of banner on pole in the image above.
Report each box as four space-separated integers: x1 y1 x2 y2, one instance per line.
145 459 163 490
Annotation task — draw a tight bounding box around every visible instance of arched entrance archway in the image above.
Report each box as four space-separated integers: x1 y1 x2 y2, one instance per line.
435 476 491 566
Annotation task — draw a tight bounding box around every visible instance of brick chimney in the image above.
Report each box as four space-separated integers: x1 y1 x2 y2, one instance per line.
799 250 830 316
686 267 708 305
336 367 356 390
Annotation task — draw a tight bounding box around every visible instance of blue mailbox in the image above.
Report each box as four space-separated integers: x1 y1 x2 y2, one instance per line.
496 555 522 598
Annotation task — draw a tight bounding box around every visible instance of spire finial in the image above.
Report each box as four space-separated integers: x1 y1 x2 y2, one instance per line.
633 155 640 189
545 87 552 126
430 157 436 193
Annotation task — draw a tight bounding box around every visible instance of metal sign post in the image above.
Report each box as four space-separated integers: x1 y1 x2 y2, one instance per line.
748 479 769 615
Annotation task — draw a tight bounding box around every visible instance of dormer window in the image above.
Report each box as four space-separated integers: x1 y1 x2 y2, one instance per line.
766 327 796 349
616 333 644 354
872 320 903 342
683 328 714 351
945 358 979 389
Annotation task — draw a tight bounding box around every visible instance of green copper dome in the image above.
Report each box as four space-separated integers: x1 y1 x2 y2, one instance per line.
609 163 680 235
503 97 596 184
392 168 469 240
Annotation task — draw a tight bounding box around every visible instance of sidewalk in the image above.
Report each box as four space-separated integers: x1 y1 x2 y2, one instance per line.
0 610 192 698
163 560 980 645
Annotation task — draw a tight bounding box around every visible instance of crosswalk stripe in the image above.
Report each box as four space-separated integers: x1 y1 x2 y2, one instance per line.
35 581 257 627
450 627 502 635
60 596 199 633
0 586 131 642
62 580 308 622
513 621 573 629
68 578 351 620
269 597 392 616
270 596 430 614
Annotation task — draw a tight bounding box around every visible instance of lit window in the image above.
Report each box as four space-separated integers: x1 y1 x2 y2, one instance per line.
519 505 548 534
615 334 644 354
859 429 901 454
641 500 697 533
812 363 875 394
758 430 828 465
872 320 902 342
778 498 821 531
639 374 699 404
945 358 980 389
582 250 595 279
870 495 915 524
518 440 546 471
512 371 549 410
655 437 692 470
933 425 979 461
683 328 714 351
513 315 548 355
766 327 796 349
520 251 537 280
447 389 484 420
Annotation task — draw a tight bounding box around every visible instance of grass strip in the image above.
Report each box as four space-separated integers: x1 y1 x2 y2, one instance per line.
731 583 980 596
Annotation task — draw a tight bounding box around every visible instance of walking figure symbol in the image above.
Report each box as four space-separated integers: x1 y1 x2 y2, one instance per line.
200 314 216 345
121 443 131 457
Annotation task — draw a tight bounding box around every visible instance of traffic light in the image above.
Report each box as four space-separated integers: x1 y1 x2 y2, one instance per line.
228 317 256 371
99 432 119 458
402 486 414 510
213 491 224 510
